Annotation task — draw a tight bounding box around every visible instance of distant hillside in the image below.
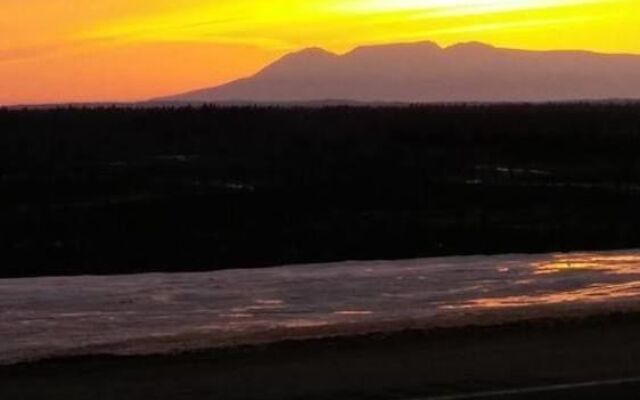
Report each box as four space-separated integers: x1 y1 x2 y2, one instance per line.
155 41 640 104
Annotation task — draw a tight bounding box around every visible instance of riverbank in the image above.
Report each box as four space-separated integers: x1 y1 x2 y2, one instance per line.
3 312 640 400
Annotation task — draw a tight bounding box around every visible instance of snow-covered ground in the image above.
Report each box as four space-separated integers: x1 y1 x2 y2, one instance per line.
3 249 640 365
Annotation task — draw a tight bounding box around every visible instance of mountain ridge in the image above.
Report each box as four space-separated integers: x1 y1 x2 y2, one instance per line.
154 41 640 104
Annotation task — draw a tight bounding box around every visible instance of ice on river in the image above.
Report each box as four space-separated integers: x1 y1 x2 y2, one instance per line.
3 249 640 365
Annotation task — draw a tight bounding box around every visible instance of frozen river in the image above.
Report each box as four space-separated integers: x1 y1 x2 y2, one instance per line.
3 249 640 365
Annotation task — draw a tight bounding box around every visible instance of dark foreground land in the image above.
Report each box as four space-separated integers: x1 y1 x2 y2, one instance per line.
3 313 640 400
2 104 640 277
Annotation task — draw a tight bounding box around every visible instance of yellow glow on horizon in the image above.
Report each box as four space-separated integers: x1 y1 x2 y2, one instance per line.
2 0 640 104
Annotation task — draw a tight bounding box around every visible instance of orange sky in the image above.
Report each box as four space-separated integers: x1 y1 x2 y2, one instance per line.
2 0 640 105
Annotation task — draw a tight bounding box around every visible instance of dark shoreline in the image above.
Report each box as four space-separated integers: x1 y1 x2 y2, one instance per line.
4 312 640 400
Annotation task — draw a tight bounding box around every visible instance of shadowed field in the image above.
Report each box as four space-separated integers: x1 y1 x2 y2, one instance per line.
3 314 640 400
2 104 640 277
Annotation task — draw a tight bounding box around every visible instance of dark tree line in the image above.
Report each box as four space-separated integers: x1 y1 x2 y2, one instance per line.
1 103 640 277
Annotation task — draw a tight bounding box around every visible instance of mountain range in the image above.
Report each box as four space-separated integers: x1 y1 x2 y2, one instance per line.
156 41 640 104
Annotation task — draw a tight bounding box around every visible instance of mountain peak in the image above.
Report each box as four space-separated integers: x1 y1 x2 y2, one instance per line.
265 47 337 68
256 47 338 77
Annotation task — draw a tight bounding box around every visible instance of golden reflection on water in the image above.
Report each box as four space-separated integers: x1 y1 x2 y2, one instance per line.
454 281 640 310
533 254 640 275
449 253 640 310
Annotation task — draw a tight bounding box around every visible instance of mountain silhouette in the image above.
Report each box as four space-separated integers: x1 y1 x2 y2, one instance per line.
156 41 640 103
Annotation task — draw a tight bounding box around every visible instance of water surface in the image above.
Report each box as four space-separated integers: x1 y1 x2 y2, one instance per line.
2 249 640 364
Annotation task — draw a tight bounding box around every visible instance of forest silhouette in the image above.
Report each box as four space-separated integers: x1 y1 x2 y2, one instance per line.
2 104 640 277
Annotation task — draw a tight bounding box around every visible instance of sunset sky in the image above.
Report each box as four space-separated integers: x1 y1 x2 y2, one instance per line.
2 0 639 105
